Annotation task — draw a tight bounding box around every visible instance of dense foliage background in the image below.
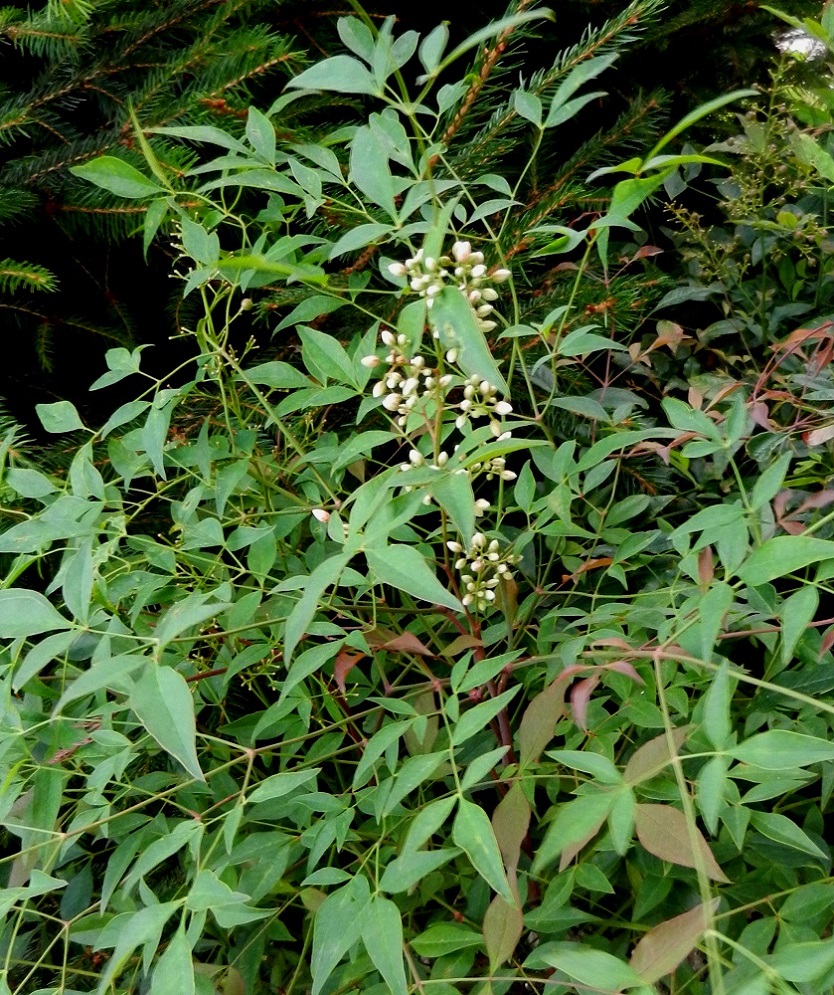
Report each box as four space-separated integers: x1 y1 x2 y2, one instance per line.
3 1 834 994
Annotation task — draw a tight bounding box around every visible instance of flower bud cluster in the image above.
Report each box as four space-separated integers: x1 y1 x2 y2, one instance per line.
456 374 513 433
387 241 510 334
446 533 519 612
362 330 452 427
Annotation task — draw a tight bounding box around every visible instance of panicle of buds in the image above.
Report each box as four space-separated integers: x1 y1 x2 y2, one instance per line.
387 240 511 334
445 533 520 612
455 374 514 433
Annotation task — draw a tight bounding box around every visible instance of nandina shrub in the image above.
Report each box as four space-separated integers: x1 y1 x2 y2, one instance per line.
2 6 834 995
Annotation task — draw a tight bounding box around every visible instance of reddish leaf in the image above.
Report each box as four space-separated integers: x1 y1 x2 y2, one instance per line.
483 888 523 971
561 557 613 585
518 678 568 766
380 632 434 656
570 676 599 730
804 425 834 447
635 804 729 883
630 900 719 983
625 728 690 786
605 660 645 684
334 651 365 694
491 782 530 872
697 546 714 588
820 625 834 661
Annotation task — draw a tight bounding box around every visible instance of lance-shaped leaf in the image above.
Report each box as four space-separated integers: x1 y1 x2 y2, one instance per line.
0 589 71 640
429 286 508 395
483 890 523 972
630 900 719 983
366 545 462 612
634 804 728 883
453 798 514 904
518 677 568 766
130 666 204 782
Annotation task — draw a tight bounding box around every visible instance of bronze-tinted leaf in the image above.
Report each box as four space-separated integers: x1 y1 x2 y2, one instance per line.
518 678 568 766
630 899 719 983
634 804 729 883
483 889 523 971
491 782 530 871
624 727 690 786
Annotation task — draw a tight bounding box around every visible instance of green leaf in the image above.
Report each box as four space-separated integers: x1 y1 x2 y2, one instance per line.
729 730 834 769
5 467 56 499
242 361 311 389
534 942 645 991
36 400 85 434
311 879 369 995
780 586 819 666
70 155 163 198
379 849 459 893
286 55 379 95
429 285 509 394
366 545 462 612
451 687 520 746
350 125 397 220
453 798 514 904
767 938 834 982
513 89 542 127
100 400 151 440
246 768 320 805
701 663 733 750
410 922 483 958
645 89 757 161
360 896 407 995
749 810 826 861
737 536 834 584
418 23 449 74
149 927 195 995
130 666 204 781
0 589 71 639
96 903 180 992
154 594 229 648
548 750 622 785
284 553 350 664
430 471 476 546
532 792 614 874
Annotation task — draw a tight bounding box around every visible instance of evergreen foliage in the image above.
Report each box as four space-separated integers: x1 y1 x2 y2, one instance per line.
0 0 308 393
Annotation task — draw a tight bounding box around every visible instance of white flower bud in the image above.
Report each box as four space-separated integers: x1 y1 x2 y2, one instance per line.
493 400 513 416
475 499 491 514
455 414 468 429
410 356 425 370
473 532 486 547
361 354 380 368
476 304 494 317
447 540 463 553
470 251 485 265
453 241 472 263
438 374 452 388
388 262 408 277
462 593 474 606
481 288 499 301
492 268 511 283
381 330 396 346
372 381 387 398
479 320 498 332
468 289 482 303
500 469 517 481
445 349 458 364
409 449 423 465
426 283 442 297
422 493 433 505
311 508 330 523
382 393 402 411
470 264 487 279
